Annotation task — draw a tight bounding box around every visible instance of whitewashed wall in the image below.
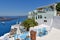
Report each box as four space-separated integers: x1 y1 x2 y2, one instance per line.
35 11 54 26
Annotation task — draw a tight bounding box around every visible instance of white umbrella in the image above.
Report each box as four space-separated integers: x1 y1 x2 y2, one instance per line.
16 25 21 34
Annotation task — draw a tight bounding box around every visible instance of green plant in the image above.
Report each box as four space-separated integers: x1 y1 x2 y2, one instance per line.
56 3 60 11
21 19 38 31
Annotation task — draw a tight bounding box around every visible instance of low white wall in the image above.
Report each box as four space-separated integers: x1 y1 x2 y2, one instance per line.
0 33 10 40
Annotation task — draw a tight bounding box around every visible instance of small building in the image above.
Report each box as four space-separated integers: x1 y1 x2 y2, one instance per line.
28 4 57 25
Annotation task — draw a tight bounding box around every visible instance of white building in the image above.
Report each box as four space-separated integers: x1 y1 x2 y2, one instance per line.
28 4 57 25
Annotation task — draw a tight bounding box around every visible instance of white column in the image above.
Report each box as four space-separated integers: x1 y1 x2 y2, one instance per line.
54 4 57 16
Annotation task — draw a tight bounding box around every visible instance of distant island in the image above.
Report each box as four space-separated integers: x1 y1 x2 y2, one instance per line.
0 17 19 21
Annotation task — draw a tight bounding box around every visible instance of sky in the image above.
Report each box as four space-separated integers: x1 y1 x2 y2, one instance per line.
0 0 60 16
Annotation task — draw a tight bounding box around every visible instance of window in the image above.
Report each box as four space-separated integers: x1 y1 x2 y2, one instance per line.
44 20 47 22
44 17 46 19
38 15 42 19
40 15 42 18
38 15 40 19
36 16 37 19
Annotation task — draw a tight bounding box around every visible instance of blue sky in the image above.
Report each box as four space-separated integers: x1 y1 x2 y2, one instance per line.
0 0 60 16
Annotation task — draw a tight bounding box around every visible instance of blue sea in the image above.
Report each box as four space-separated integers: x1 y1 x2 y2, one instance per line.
0 16 27 36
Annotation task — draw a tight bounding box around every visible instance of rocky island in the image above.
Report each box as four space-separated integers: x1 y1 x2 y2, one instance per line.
0 17 19 21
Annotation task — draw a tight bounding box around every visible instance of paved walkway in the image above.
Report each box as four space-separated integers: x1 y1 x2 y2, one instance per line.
36 27 60 40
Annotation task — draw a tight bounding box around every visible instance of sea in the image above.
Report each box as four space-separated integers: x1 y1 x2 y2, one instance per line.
0 16 27 36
